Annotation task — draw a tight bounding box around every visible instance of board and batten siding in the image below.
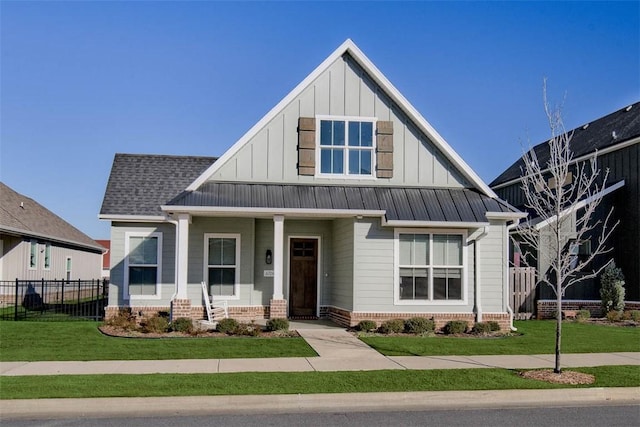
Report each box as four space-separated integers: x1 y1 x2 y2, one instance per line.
0 235 101 281
109 223 176 307
188 217 255 306
209 53 468 189
330 218 354 311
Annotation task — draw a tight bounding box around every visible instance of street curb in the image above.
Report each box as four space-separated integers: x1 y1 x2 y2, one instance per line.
1 387 638 420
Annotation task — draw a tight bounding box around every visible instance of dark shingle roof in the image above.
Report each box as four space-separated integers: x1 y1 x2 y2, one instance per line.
167 182 516 222
0 182 103 251
490 102 640 187
100 154 217 216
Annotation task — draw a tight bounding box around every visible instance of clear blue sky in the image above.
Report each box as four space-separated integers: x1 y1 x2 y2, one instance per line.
1 1 638 239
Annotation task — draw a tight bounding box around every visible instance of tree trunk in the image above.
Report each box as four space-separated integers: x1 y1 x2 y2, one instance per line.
555 257 562 374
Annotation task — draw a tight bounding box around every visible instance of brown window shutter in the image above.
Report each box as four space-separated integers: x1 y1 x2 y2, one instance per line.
298 117 316 175
376 121 393 178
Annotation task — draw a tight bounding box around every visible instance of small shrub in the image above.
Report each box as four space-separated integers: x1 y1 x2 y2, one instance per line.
629 310 640 322
443 320 468 335
471 322 492 334
487 321 501 332
140 314 169 333
378 319 405 334
170 317 194 334
357 320 377 332
575 309 591 322
404 317 435 334
104 308 137 331
600 261 626 313
235 321 262 336
266 318 290 332
606 310 622 322
217 318 239 334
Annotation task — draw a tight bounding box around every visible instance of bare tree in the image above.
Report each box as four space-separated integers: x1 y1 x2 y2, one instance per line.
516 82 618 373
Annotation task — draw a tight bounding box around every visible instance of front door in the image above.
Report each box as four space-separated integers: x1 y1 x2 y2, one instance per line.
289 238 318 318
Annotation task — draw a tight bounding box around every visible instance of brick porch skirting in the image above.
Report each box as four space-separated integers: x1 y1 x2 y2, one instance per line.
537 300 640 319
322 306 511 331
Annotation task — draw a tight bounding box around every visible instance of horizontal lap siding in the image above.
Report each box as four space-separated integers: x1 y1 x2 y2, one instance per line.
480 223 506 312
110 223 176 307
331 218 354 310
253 219 275 306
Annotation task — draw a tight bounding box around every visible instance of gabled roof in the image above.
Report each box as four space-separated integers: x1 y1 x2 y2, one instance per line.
100 154 217 218
0 182 104 251
187 39 497 198
164 182 517 225
491 101 640 188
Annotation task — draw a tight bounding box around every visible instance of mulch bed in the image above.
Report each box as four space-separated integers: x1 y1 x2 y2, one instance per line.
519 369 595 385
98 325 299 339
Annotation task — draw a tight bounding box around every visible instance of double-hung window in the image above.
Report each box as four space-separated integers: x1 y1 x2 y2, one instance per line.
29 240 38 269
205 233 240 299
318 117 375 177
125 232 162 298
396 231 465 303
44 242 51 270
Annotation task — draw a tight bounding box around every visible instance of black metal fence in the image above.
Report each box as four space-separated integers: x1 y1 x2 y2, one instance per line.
0 279 108 321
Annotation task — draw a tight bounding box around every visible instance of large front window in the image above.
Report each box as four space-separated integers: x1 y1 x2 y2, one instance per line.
205 234 240 298
125 233 162 298
319 118 374 176
397 232 465 303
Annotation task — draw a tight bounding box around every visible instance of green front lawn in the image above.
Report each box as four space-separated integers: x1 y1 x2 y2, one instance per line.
361 320 640 356
1 365 638 399
0 321 317 361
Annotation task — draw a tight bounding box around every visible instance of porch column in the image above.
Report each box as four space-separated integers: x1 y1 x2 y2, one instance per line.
270 215 287 318
176 213 191 299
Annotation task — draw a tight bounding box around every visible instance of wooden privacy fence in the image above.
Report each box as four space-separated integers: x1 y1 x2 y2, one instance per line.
510 267 537 319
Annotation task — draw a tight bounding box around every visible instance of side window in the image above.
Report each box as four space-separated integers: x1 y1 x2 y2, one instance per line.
65 256 72 280
44 243 51 270
125 233 162 298
205 234 240 299
29 240 38 269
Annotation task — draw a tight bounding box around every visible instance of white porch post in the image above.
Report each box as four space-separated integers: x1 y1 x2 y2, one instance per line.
272 215 284 300
175 213 191 299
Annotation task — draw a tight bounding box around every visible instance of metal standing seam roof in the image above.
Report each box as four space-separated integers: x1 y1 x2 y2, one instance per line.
166 182 516 223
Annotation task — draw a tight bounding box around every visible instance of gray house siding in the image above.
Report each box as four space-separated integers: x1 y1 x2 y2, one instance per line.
209 53 468 189
253 219 275 306
0 235 101 281
330 218 354 311
478 222 508 312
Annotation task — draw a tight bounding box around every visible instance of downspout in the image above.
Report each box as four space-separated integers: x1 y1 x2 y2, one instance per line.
470 226 489 324
506 220 522 331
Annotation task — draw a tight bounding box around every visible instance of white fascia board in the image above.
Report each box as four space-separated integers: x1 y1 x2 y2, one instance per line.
534 179 625 231
98 214 168 222
186 39 497 199
485 212 528 221
161 205 386 219
492 136 640 190
382 220 489 229
0 225 105 253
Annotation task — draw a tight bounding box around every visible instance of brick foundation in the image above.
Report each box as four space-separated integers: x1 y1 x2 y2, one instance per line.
536 300 640 319
269 299 287 319
170 299 192 320
323 306 511 331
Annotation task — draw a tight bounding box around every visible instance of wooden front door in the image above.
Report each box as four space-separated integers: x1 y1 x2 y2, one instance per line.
289 238 318 317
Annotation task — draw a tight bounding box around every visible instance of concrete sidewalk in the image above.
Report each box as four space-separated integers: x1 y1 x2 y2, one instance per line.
1 326 639 376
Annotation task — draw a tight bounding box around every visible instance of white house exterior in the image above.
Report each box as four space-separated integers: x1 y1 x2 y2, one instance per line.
100 40 524 329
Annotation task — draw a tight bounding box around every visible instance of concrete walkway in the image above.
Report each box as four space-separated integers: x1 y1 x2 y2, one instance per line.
1 324 639 376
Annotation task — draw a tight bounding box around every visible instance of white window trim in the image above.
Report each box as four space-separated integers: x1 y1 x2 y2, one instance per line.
43 242 51 270
28 239 38 270
315 115 377 180
124 231 163 300
65 256 72 281
393 228 468 306
203 233 241 301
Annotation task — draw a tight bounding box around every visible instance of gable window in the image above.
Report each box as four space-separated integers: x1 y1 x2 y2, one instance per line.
29 240 38 269
395 230 466 304
125 232 162 298
318 117 375 177
204 233 240 299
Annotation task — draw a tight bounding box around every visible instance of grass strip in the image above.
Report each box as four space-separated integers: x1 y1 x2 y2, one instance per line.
0 322 316 361
361 320 640 356
1 366 638 400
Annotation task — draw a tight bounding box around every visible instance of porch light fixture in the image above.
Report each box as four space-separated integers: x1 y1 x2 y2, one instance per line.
265 249 272 265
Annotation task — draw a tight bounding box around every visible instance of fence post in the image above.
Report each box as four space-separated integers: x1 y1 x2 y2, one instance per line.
14 278 19 321
61 278 65 308
41 278 45 314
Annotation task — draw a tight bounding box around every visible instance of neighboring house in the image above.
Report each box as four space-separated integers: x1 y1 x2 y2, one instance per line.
96 240 111 279
0 182 104 282
100 40 524 329
490 102 640 314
